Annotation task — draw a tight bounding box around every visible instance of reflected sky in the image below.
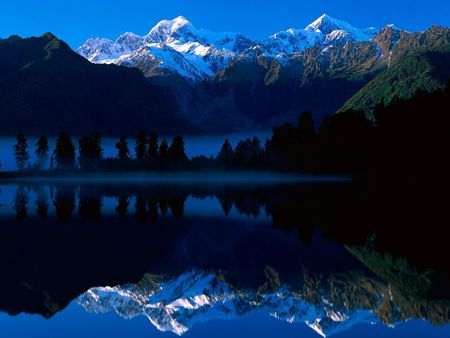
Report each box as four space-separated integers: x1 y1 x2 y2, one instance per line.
0 181 448 337
0 303 448 338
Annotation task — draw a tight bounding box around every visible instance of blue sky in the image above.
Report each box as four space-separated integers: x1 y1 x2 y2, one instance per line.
1 0 450 48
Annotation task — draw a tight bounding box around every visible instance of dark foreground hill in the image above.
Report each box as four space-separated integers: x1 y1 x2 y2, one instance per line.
0 33 198 136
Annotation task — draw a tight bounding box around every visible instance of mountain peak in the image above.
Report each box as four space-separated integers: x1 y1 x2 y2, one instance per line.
306 14 341 32
172 15 191 26
305 14 378 42
146 16 196 44
151 16 194 33
41 32 58 41
385 24 403 31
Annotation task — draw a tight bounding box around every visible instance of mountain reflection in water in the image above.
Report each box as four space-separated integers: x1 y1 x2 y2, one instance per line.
0 179 448 337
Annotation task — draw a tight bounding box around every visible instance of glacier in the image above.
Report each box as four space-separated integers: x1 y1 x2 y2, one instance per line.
77 14 393 81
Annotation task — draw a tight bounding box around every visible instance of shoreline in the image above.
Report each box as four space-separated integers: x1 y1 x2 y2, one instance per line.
0 171 353 185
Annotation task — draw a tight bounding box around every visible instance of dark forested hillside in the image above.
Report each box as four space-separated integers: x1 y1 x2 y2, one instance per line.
0 34 198 136
341 26 450 114
147 26 450 132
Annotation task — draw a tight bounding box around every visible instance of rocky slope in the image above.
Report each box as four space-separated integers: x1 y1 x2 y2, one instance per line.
77 16 450 132
341 26 450 114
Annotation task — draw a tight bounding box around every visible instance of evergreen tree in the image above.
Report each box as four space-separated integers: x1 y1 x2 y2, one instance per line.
79 134 103 170
234 137 262 166
116 136 130 161
251 137 263 161
159 139 169 160
148 130 159 160
169 136 188 162
135 130 147 161
54 132 76 169
271 122 298 160
296 111 318 169
297 111 317 143
14 133 30 170
35 135 49 170
217 139 234 165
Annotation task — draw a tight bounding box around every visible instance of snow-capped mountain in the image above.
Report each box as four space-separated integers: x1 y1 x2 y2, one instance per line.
77 14 383 81
78 16 256 81
77 270 380 337
264 14 378 56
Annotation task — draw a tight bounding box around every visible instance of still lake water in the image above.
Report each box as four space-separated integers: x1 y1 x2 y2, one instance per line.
0 178 448 337
0 133 271 171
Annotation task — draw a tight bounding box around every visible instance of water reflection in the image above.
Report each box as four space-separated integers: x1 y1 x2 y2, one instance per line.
78 269 381 337
0 180 448 337
14 186 28 221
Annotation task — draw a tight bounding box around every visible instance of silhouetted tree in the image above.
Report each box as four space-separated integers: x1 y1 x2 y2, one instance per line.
116 136 130 161
79 134 103 170
320 109 374 172
14 133 30 171
35 135 49 170
297 111 318 170
54 132 76 169
251 137 263 164
217 139 234 166
169 136 188 163
268 122 300 169
148 131 159 160
159 139 169 161
297 111 317 143
234 137 262 167
135 130 147 161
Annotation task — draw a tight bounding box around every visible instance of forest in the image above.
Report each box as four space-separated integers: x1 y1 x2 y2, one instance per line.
2 80 449 178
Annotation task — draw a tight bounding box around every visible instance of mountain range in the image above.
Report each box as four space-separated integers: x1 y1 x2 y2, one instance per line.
1 14 450 135
77 14 450 132
77 14 379 82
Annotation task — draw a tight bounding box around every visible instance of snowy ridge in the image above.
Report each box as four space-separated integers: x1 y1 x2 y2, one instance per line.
77 14 400 81
264 14 379 57
77 16 255 81
77 270 378 337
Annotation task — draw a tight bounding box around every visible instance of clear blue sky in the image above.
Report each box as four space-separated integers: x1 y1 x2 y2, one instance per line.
1 0 450 48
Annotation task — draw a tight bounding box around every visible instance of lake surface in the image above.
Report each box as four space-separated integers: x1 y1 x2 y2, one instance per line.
0 178 448 337
0 132 271 171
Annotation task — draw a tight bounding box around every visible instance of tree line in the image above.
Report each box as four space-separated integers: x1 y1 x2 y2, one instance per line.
5 79 450 175
10 132 191 171
9 130 267 172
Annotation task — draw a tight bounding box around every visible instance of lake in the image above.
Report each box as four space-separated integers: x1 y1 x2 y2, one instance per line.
0 178 448 337
0 132 272 171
